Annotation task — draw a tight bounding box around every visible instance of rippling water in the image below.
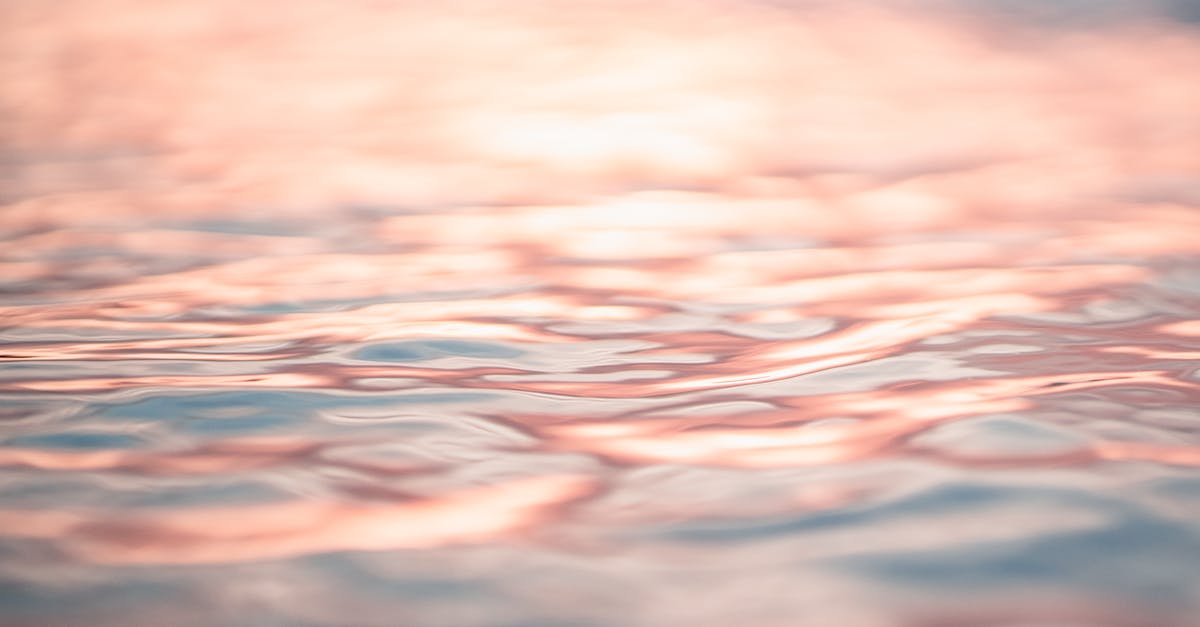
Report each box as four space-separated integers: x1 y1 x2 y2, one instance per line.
3 1 1200 625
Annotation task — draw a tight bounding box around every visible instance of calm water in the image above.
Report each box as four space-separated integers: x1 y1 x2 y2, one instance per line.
2 1 1200 626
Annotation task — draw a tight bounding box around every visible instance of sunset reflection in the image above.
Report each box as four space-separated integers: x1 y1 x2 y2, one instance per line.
0 475 593 564
2 0 1200 625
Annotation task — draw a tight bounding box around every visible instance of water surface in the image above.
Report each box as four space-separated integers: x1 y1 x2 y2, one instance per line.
2 1 1200 625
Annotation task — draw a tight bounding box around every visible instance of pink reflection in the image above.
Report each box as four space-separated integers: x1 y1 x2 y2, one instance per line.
4 2 1200 211
1 2 1199 623
0 475 593 564
522 371 1192 468
0 438 322 473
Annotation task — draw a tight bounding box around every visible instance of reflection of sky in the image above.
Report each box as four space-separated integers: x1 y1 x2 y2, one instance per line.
4 0 1200 213
2 2 1200 626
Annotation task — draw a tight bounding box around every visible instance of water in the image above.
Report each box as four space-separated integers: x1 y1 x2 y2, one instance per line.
2 1 1200 625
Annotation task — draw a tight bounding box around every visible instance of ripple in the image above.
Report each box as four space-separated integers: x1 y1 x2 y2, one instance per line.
2 0 1200 625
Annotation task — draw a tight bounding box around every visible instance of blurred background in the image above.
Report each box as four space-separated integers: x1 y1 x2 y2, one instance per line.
3 0 1199 216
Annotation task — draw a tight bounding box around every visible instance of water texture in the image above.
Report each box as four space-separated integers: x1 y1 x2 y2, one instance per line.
2 1 1200 626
